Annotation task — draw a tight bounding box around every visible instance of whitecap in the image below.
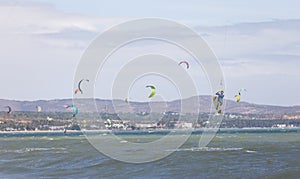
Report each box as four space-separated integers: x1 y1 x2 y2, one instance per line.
245 150 257 153
166 147 243 152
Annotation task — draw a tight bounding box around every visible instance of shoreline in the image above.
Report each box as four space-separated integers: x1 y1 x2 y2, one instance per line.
0 127 299 135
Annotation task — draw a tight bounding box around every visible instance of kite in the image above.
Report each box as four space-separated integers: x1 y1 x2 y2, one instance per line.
146 85 156 98
75 79 89 94
36 106 42 113
237 88 247 95
66 105 78 117
5 106 12 114
178 61 189 69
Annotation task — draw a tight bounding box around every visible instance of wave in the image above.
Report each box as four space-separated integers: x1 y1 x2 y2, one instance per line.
166 147 243 152
0 147 67 154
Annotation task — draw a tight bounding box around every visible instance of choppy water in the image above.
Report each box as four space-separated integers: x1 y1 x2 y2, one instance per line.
0 129 299 178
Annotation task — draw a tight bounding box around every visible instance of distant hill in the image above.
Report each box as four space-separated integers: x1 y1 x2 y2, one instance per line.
1 96 300 114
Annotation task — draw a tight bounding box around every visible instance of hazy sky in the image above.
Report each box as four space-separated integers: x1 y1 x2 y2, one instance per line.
0 0 299 106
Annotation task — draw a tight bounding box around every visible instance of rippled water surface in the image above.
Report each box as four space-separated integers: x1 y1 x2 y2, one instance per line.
0 130 299 178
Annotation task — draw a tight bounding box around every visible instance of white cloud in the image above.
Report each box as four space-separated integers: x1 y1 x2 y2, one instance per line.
197 20 300 57
0 2 99 100
195 20 300 77
0 1 128 49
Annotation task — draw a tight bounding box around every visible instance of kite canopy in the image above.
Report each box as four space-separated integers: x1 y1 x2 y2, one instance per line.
36 106 42 112
237 88 247 95
146 85 156 98
66 105 78 117
74 88 81 94
75 79 89 94
178 61 189 69
5 106 12 114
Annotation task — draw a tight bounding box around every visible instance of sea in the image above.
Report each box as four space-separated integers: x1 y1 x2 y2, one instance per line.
0 128 299 178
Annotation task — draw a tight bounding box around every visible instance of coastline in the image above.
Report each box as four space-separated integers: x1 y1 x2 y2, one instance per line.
0 127 299 136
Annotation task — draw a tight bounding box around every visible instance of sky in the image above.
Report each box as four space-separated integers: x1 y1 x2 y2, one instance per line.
0 0 299 106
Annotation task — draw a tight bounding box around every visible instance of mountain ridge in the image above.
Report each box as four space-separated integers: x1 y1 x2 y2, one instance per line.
1 95 300 114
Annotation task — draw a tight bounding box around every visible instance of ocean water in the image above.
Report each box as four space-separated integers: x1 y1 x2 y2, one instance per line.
0 129 299 178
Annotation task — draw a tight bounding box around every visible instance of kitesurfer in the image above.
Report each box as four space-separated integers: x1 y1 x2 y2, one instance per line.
215 90 224 113
235 88 246 102
235 94 241 102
